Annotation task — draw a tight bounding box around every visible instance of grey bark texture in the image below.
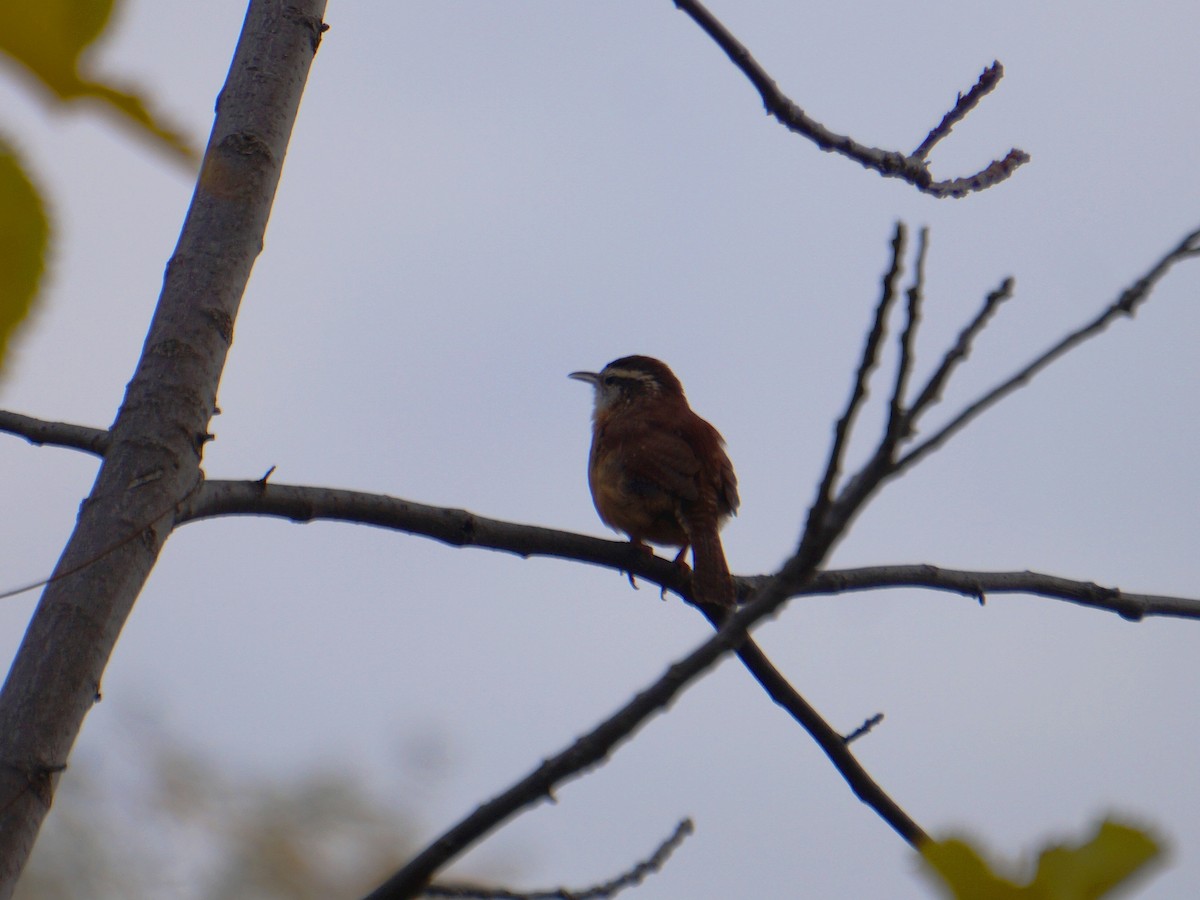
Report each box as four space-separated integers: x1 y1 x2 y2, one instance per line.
0 2 328 894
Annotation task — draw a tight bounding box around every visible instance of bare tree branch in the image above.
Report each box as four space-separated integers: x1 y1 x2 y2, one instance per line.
363 537 916 900
843 713 885 746
420 818 693 899
911 62 1006 161
0 411 109 456
897 224 1200 473
175 479 1200 621
803 223 906 553
786 565 1200 622
886 227 928 444
0 3 328 893
675 1 1029 197
8 218 1198 896
904 277 1014 427
182 476 930 865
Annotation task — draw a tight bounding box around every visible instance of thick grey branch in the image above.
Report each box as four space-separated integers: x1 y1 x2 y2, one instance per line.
0 3 327 894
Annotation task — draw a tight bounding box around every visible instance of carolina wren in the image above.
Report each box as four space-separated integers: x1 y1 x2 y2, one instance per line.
570 356 739 608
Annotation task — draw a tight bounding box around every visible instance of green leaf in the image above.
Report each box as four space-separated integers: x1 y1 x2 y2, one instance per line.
920 819 1161 900
0 0 197 164
921 838 1025 900
0 140 50 378
1029 821 1160 899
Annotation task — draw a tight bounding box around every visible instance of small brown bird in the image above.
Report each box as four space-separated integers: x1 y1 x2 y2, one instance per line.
570 356 739 607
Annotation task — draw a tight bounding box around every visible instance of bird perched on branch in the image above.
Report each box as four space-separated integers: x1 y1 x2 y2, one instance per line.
570 356 739 608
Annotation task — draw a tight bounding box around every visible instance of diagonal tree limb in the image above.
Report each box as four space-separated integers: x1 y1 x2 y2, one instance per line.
674 0 1028 197
365 221 1014 897
0 3 328 894
363 530 917 900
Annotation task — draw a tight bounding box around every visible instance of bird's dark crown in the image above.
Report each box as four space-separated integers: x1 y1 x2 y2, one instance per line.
601 356 685 397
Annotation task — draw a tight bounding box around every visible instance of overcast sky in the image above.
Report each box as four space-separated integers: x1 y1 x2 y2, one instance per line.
2 1 1199 896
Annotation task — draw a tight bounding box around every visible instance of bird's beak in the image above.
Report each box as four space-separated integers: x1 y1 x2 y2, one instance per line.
568 371 599 385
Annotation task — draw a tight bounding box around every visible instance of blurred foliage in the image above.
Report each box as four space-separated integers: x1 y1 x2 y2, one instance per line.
920 819 1162 899
0 0 197 163
0 141 48 380
0 0 197 378
14 730 424 900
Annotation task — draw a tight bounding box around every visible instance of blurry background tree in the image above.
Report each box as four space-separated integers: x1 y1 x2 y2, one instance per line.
14 713 430 900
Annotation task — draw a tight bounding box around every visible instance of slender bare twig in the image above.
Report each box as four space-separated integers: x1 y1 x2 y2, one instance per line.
365 535 927 900
788 565 1200 622
904 278 1014 424
886 227 928 444
911 62 1006 160
674 1 1028 197
803 224 906 551
842 713 884 746
420 819 693 900
693 606 924 845
0 411 109 456
898 224 1200 473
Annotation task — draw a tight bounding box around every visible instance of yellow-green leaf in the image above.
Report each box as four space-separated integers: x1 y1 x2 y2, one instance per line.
921 838 1024 900
0 0 197 164
0 141 50 378
920 820 1162 900
1029 821 1160 899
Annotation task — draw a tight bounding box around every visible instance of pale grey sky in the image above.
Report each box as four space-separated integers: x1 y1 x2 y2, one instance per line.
2 2 1199 896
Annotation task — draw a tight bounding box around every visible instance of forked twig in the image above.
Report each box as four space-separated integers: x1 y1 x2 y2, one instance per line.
898 225 1200 474
674 0 1029 197
803 223 906 551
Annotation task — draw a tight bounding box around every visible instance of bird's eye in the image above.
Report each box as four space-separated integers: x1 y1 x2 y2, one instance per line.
603 375 618 387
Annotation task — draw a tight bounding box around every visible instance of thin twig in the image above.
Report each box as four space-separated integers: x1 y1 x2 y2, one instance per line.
0 410 110 456
421 819 693 900
789 565 1200 622
898 225 1200 473
886 227 928 445
904 278 1014 424
911 62 1006 160
803 223 905 551
673 1 1028 197
843 714 884 746
360 558 807 898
